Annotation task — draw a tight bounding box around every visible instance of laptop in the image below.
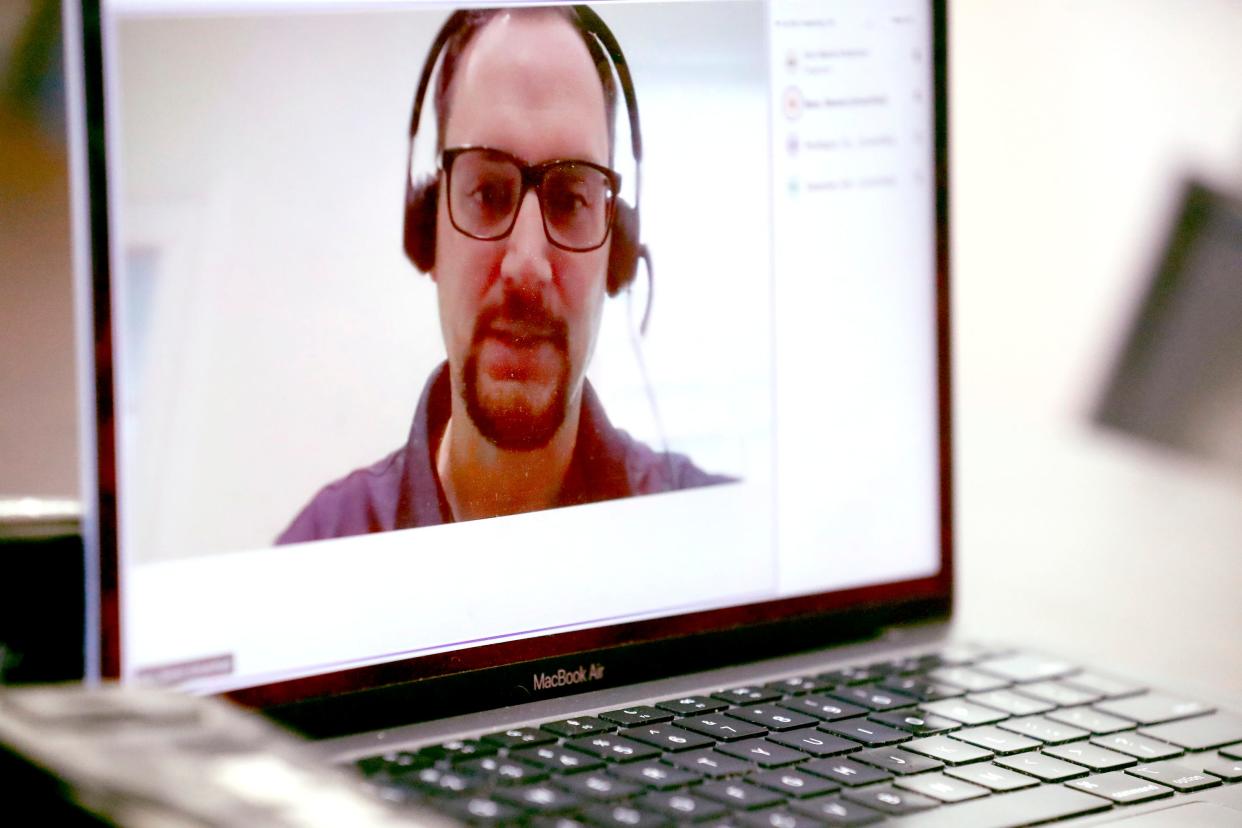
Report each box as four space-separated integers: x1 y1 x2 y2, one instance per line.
62 0 1242 825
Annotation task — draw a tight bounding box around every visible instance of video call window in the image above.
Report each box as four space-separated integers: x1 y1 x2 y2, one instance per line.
113 1 771 563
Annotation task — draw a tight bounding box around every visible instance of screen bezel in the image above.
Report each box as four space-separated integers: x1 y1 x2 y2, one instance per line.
71 0 952 731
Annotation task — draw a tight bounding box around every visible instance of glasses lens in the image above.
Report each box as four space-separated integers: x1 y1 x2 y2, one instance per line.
539 163 614 250
447 150 521 239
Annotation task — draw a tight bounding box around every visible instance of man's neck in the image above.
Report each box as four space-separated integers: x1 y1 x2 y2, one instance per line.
436 400 582 522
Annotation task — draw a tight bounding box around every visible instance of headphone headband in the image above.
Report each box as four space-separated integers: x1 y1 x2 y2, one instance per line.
409 7 641 159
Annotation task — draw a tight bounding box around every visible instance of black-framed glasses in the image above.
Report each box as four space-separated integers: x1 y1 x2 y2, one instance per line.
441 146 621 252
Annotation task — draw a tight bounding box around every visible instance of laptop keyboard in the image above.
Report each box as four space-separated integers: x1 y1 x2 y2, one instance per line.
352 647 1242 826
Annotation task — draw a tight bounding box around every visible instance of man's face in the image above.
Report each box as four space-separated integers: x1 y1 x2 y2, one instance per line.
434 12 611 450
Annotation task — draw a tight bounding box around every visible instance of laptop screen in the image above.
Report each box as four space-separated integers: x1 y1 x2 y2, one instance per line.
72 0 948 699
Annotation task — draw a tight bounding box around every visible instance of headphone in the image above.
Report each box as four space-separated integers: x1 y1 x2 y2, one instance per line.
402 5 647 298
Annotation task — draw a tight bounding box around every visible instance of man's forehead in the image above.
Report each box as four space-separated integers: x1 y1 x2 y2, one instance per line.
442 11 610 164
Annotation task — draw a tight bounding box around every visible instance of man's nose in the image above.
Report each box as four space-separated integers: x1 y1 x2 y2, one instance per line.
500 189 553 287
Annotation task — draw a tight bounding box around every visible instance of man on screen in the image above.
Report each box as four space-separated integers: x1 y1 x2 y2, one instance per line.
278 6 726 543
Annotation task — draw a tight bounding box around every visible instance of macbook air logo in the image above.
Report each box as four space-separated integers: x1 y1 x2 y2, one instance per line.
532 663 606 692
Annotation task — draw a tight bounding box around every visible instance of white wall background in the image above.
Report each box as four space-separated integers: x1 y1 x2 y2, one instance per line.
113 1 771 561
952 0 1242 431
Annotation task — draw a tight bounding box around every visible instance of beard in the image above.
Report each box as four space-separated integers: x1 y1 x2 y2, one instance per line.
461 289 572 451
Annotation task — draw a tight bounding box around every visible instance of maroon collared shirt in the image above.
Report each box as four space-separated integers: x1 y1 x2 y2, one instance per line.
277 363 730 544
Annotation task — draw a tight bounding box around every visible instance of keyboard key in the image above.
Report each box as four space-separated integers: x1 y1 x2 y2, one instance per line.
994 752 1088 781
359 750 430 777
841 785 938 815
1094 692 1214 725
439 795 524 824
716 739 809 767
678 715 767 742
919 699 1007 726
997 715 1088 745
608 760 701 790
764 675 832 696
928 667 1010 693
1043 742 1136 772
457 756 549 785
876 784 1109 827
566 734 661 763
639 790 728 821
818 666 887 686
826 686 919 712
868 710 960 735
801 757 892 786
819 718 909 746
1201 752 1242 781
973 653 1075 683
543 717 616 738
779 695 867 722
752 768 841 798
966 689 1054 717
936 642 996 665
1061 671 1145 699
878 676 964 702
1139 712 1242 750
789 795 883 825
413 766 482 795
1126 760 1222 792
1045 706 1132 734
529 817 589 828
902 734 993 765
735 810 822 828
511 745 606 774
851 747 943 775
582 803 670 827
556 773 643 801
1012 681 1099 707
767 728 859 757
1091 732 1182 761
656 696 727 716
666 749 753 778
943 761 1039 791
949 725 1042 755
482 726 559 748
885 653 946 675
713 686 782 705
1066 770 1173 804
727 706 818 731
893 771 989 802
599 707 674 728
420 739 498 763
620 724 715 752
1223 743 1242 759
493 784 581 814
697 779 785 810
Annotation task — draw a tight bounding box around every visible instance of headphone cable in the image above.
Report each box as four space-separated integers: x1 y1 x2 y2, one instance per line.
625 248 674 475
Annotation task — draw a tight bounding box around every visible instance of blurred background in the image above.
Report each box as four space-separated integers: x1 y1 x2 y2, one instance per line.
2 0 75 499
948 0 1242 693
2 0 1241 686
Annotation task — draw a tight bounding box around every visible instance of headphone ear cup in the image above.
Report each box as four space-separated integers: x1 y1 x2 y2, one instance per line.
607 199 639 296
404 176 439 273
